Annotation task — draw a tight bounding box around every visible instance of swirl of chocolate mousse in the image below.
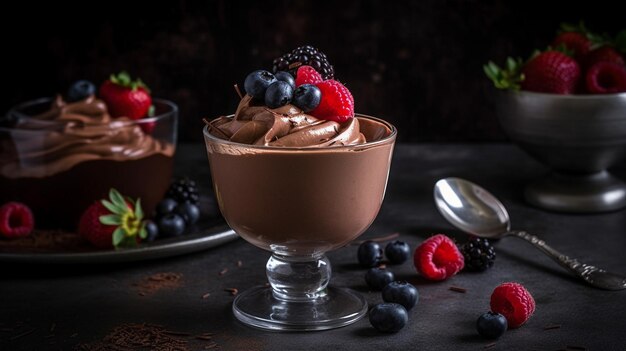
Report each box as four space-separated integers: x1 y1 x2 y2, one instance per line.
209 95 377 147
2 95 174 178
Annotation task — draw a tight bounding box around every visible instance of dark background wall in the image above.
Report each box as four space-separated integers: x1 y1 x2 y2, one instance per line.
2 1 623 142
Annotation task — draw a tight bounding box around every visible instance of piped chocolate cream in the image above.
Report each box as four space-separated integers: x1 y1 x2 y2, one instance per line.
208 95 390 147
2 95 173 178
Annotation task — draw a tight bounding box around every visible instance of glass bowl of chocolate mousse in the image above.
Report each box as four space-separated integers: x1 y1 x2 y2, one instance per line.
204 92 396 331
0 95 177 230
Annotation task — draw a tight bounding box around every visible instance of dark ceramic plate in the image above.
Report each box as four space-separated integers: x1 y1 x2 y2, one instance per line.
0 222 238 264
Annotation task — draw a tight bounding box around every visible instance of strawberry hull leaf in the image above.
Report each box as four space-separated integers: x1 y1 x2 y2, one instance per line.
112 227 125 247
100 214 122 226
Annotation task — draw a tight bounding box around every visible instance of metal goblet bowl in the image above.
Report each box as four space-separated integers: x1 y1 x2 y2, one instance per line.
495 90 626 213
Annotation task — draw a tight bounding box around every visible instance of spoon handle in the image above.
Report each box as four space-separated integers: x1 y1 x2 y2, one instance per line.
509 231 626 291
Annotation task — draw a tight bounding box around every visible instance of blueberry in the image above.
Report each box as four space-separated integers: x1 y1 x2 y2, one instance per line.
369 303 408 333
365 267 395 290
382 281 419 311
476 312 508 339
357 240 383 267
244 70 276 100
385 240 411 265
175 202 200 225
264 81 294 108
292 84 321 112
158 213 186 237
67 80 96 102
274 71 295 90
156 198 178 218
144 220 159 242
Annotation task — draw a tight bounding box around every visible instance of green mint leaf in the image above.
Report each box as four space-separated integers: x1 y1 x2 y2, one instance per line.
100 214 122 226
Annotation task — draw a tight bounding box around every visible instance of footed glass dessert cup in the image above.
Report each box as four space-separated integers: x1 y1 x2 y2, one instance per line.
203 114 396 331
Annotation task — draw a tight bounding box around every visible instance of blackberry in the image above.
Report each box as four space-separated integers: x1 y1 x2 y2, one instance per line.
461 237 496 272
272 45 334 80
166 177 200 205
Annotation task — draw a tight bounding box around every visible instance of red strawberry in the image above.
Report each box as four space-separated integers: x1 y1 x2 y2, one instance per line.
584 46 625 69
78 189 147 249
309 80 354 122
490 282 535 328
585 61 626 94
295 65 323 87
552 32 591 60
99 71 153 120
0 202 34 239
521 51 580 94
413 234 464 281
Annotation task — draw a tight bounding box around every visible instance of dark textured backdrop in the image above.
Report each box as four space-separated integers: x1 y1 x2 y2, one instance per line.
2 1 622 142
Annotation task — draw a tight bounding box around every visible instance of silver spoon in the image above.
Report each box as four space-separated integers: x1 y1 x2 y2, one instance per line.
434 177 626 291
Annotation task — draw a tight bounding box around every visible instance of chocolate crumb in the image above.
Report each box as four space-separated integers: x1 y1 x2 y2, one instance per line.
543 324 561 330
196 335 213 341
135 272 183 296
236 260 243 267
484 342 496 349
76 323 218 351
224 288 239 296
449 286 467 293
378 264 387 269
566 346 587 350
202 292 211 299
219 268 228 276
70 333 78 338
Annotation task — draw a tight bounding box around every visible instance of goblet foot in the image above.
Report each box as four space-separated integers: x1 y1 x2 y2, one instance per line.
232 253 367 331
525 171 626 213
233 286 367 331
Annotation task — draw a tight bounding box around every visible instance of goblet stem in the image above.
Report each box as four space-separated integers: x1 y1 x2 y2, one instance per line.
267 254 331 301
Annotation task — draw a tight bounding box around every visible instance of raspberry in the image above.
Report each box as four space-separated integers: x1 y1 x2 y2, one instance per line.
490 282 535 328
585 61 626 94
309 80 355 123
0 202 35 239
413 234 464 281
295 65 323 87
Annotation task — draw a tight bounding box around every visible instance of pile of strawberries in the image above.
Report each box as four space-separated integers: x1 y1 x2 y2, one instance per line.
485 23 626 94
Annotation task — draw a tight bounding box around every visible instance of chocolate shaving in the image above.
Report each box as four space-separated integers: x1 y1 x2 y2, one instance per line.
9 328 35 340
195 335 213 341
351 232 400 245
449 286 467 293
218 268 228 276
163 330 191 336
202 292 211 299
233 84 243 99
224 288 239 296
484 342 496 349
543 324 561 330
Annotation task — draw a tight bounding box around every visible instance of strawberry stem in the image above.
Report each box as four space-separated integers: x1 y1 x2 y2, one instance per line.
109 71 151 92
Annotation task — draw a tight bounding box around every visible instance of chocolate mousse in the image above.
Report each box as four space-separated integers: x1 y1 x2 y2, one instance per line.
0 95 175 229
205 95 395 256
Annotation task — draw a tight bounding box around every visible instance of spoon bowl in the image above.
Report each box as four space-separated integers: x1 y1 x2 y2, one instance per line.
434 177 626 291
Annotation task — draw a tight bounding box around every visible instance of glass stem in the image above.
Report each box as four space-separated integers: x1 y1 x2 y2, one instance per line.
266 254 331 301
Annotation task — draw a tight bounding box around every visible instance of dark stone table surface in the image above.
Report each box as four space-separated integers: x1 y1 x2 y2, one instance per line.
1 143 626 350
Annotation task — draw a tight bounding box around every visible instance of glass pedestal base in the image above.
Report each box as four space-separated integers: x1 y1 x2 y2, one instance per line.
233 286 367 331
